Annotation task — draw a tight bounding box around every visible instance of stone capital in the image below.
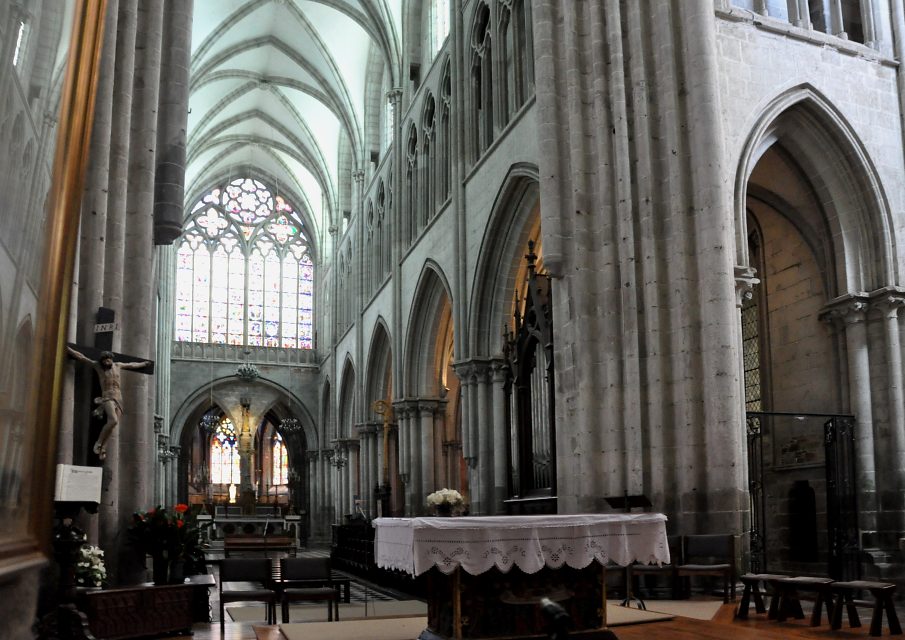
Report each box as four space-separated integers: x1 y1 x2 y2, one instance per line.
305 450 319 462
418 399 442 416
734 265 760 309
386 88 403 105
820 294 870 326
352 169 365 183
356 422 378 436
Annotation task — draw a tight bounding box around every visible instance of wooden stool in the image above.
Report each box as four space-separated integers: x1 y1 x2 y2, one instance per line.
830 581 901 637
736 573 786 620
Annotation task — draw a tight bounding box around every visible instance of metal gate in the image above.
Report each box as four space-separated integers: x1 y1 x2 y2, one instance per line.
746 411 859 579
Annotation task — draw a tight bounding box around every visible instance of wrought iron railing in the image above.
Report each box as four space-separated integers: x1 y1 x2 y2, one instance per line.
745 411 859 580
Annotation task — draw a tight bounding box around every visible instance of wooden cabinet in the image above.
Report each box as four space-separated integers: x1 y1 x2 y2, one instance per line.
75 575 214 640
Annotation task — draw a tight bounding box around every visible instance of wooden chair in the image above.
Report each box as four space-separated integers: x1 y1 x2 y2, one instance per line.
676 534 736 603
278 557 341 623
219 558 277 633
623 534 681 608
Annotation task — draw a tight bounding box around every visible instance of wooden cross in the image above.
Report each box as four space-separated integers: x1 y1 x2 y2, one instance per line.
67 307 155 464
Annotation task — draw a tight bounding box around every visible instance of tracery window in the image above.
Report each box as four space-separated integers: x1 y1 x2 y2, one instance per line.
175 178 314 348
431 0 451 55
500 0 534 122
271 432 288 485
422 95 436 223
406 124 419 244
440 65 451 203
210 418 240 484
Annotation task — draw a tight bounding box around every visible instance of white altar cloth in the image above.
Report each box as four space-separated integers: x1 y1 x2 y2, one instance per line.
373 513 669 576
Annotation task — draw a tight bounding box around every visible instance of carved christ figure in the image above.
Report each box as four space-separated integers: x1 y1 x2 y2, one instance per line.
67 346 151 460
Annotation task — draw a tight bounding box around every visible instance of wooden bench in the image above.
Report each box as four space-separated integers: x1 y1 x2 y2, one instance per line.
770 576 835 626
830 580 901 637
224 535 297 557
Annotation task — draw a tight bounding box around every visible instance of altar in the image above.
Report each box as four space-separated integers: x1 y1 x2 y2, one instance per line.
373 514 669 640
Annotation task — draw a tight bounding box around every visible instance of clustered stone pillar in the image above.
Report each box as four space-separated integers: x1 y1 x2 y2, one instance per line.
60 0 191 583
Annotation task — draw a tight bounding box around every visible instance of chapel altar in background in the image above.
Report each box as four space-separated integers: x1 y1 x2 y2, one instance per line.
374 514 669 640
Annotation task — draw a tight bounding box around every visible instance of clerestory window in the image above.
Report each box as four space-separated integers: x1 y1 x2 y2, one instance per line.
175 178 314 348
431 0 450 55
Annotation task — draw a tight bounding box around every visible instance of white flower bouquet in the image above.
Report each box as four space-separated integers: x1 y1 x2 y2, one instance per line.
426 488 465 516
75 545 107 588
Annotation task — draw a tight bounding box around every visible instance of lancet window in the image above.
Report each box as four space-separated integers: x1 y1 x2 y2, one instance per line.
210 418 240 485
271 432 288 485
471 3 493 161
175 178 314 348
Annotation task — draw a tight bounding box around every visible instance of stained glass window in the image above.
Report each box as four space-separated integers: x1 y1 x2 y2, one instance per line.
271 433 288 485
174 178 314 347
210 418 240 484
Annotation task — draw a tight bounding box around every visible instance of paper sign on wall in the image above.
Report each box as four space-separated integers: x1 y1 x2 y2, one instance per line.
54 464 102 503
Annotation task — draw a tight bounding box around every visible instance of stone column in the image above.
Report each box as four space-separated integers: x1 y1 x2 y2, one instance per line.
491 360 509 514
420 402 438 501
458 366 480 510
306 450 319 538
152 0 192 244
322 449 334 524
168 445 180 506
120 0 164 522
877 293 905 535
356 424 375 516
98 0 138 565
409 405 424 513
473 364 493 514
395 405 413 515
153 415 165 502
823 297 877 540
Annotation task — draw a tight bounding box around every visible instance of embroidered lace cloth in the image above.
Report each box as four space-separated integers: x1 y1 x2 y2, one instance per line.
373 513 669 576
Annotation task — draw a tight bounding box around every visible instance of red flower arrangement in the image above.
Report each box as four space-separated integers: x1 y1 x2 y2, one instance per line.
129 504 199 562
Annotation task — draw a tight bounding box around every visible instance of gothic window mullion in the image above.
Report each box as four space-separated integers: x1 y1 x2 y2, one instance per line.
243 243 251 346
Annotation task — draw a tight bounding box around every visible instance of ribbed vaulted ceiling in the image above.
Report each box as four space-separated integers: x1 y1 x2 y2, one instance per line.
188 0 402 246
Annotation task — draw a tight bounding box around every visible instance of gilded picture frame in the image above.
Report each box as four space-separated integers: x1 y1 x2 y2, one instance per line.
0 0 107 578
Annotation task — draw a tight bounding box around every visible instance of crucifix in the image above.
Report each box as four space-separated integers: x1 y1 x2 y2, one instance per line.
67 307 154 463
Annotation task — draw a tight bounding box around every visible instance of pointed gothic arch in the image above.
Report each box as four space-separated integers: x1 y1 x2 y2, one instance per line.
365 318 394 408
403 261 454 396
734 85 895 292
468 163 540 355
